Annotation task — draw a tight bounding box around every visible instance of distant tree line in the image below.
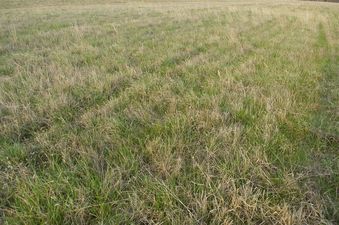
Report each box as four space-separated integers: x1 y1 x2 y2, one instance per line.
306 0 339 2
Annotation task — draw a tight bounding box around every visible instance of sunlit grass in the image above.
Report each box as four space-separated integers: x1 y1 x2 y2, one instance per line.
0 0 338 224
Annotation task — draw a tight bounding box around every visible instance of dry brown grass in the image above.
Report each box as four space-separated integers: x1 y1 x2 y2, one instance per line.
0 0 338 224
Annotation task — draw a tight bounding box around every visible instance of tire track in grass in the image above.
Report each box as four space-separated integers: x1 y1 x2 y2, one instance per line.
0 3 332 225
304 21 339 223
0 9 281 180
17 11 278 144
0 10 302 224
120 14 302 222
91 16 282 129
3 8 278 139
1 12 290 206
190 16 338 224
97 14 296 153
310 23 338 145
0 6 189 142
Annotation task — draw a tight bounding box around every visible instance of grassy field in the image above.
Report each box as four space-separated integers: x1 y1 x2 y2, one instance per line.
0 0 338 224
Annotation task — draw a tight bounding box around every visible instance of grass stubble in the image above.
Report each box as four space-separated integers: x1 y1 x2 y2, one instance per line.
0 0 338 224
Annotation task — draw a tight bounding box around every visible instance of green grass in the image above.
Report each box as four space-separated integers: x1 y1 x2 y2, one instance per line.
0 0 338 224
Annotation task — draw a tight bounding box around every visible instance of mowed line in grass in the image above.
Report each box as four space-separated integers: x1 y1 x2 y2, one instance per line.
0 10 282 142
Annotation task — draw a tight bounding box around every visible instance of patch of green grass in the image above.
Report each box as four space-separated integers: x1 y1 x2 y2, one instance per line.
0 0 338 224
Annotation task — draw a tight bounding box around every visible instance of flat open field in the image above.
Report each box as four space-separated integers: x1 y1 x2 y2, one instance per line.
0 0 338 224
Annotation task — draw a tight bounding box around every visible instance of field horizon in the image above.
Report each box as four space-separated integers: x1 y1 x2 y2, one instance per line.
0 0 338 224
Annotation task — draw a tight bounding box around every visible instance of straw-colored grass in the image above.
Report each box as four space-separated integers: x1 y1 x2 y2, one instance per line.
0 0 338 224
